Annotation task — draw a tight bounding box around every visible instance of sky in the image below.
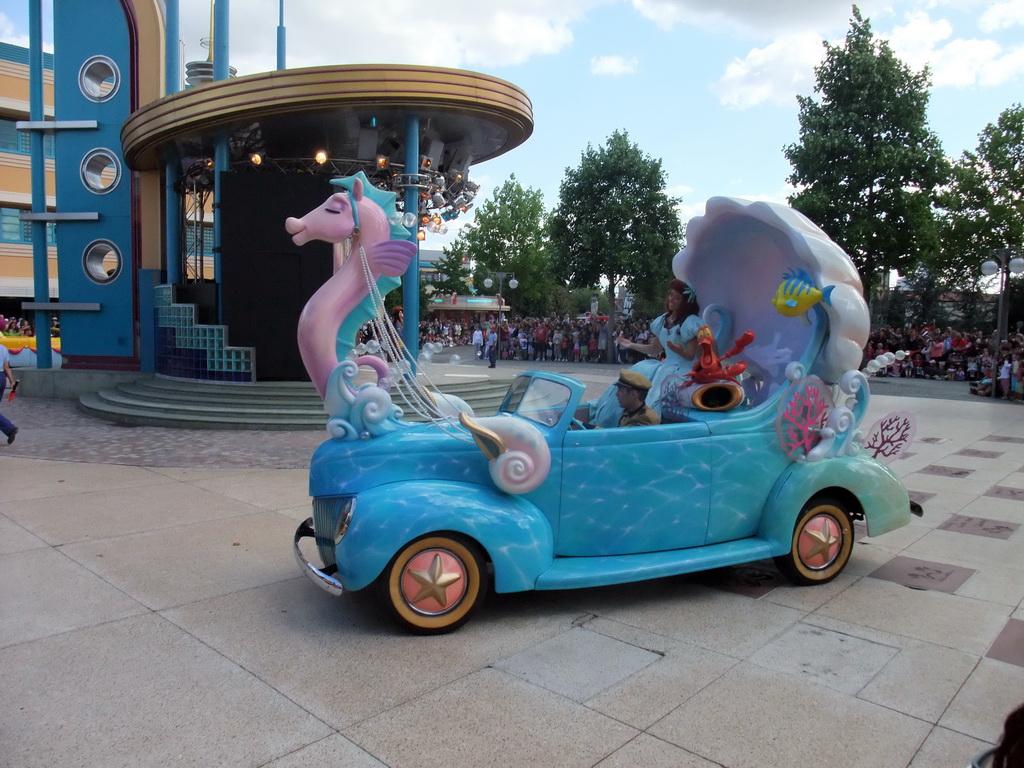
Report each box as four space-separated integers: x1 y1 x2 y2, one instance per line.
3 0 1023 252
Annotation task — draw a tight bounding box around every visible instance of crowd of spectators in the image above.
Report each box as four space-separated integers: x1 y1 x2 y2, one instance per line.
0 314 58 338
5 303 1022 402
417 314 661 366
864 322 1024 401
335 309 1024 404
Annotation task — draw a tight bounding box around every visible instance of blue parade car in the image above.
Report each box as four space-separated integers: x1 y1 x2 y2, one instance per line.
292 197 919 633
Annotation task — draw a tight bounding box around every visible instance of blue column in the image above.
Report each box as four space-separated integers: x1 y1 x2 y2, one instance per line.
165 0 180 93
214 136 228 319
29 0 52 368
138 269 161 373
213 0 230 81
165 159 181 284
164 0 182 287
213 0 229 319
277 0 286 70
401 115 420 361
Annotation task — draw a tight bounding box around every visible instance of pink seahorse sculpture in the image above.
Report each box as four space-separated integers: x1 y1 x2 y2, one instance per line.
285 177 416 398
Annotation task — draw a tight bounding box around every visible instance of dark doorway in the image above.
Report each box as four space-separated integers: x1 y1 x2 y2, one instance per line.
219 172 335 381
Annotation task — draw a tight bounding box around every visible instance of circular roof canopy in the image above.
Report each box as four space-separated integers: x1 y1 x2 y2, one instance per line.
121 64 534 175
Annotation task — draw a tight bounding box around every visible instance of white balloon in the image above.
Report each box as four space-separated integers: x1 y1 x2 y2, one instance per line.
417 352 433 367
895 350 907 361
866 360 881 373
879 352 896 366
355 343 367 355
449 354 462 365
365 339 381 355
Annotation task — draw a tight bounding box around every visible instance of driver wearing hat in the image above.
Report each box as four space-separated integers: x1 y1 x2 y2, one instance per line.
613 370 660 427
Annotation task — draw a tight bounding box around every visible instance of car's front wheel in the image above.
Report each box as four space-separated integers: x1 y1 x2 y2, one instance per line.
381 534 488 634
774 495 854 585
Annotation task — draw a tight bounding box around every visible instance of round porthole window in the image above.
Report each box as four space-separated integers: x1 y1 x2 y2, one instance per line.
78 56 120 102
80 149 121 194
83 239 122 284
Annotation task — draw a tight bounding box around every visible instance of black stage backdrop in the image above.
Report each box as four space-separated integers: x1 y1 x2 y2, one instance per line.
219 172 335 381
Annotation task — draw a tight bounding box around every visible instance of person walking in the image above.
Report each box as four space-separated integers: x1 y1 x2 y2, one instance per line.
0 343 17 444
485 326 498 368
472 326 484 359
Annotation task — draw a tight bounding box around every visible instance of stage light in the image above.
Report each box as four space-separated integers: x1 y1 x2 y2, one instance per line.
248 152 263 166
416 229 426 241
315 151 328 165
375 155 388 169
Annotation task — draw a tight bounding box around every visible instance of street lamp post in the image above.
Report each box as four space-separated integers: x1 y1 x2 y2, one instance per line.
981 247 1024 346
981 246 1024 397
483 272 518 326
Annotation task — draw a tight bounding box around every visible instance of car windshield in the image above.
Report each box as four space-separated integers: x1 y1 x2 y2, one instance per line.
500 376 572 428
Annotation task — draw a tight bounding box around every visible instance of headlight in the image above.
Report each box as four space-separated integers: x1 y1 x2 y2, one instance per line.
334 498 355 544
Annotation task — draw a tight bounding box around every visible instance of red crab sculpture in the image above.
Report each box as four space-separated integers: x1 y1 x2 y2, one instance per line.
684 325 755 387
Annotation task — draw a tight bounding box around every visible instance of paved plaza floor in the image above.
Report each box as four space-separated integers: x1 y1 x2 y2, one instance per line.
2 359 1023 767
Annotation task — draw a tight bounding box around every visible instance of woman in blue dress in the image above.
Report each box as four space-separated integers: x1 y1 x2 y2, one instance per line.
590 280 702 426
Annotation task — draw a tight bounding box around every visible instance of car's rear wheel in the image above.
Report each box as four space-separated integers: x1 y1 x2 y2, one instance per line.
381 534 488 634
774 495 854 585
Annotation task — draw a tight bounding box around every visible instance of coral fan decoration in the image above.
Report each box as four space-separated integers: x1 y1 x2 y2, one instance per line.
778 377 832 460
863 411 916 463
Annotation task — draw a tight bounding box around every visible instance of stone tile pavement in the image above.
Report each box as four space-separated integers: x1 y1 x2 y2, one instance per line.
1 371 1023 767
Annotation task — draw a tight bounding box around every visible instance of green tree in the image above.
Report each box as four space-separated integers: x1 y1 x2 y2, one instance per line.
429 245 473 296
936 104 1024 283
447 174 552 318
784 6 948 300
889 267 949 329
548 130 681 360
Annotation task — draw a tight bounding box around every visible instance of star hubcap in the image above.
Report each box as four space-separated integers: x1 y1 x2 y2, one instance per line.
401 549 467 615
798 513 841 569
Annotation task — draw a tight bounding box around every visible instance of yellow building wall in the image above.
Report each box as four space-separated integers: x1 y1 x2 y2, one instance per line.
0 61 54 116
130 0 167 273
0 155 56 202
0 244 58 276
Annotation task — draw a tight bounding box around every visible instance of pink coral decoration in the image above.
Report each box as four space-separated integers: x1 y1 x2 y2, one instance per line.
863 411 916 463
777 377 832 460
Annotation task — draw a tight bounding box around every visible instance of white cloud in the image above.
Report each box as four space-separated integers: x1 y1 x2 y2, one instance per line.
711 32 823 108
177 0 598 74
711 4 1024 110
630 0 859 35
979 0 1024 32
0 12 30 49
677 200 704 226
590 54 639 75
885 9 1024 88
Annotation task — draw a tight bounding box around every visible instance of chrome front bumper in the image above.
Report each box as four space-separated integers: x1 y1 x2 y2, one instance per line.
293 518 344 596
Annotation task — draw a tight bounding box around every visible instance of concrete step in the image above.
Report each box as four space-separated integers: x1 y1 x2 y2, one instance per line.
77 373 510 430
114 382 323 409
77 392 327 430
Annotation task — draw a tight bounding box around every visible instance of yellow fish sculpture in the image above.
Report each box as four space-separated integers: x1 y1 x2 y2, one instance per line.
772 268 834 317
